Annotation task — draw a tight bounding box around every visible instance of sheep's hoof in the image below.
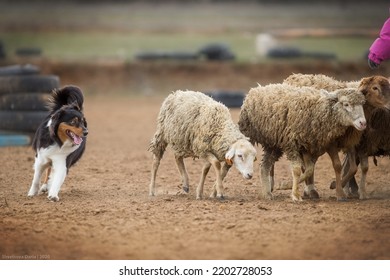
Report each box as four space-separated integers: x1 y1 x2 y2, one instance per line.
329 181 336 189
260 192 273 200
336 197 347 202
291 194 303 202
304 189 320 199
359 192 368 200
349 189 359 198
182 186 189 193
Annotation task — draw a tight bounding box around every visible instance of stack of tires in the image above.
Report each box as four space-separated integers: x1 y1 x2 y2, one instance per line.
0 64 60 146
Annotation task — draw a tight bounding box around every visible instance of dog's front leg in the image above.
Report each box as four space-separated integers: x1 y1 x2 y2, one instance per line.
47 159 67 202
28 158 46 197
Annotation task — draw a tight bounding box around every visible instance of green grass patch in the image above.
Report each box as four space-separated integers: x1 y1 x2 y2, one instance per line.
1 31 373 63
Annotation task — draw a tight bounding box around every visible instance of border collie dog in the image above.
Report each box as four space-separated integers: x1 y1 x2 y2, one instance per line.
27 86 88 202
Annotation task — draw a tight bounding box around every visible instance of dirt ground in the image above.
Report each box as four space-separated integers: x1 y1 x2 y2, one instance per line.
1 62 390 260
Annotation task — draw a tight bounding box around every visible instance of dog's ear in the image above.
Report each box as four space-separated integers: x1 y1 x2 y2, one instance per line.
49 114 57 138
49 110 63 137
70 101 81 111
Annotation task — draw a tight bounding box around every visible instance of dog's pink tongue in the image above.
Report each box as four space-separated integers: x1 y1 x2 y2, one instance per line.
73 135 83 145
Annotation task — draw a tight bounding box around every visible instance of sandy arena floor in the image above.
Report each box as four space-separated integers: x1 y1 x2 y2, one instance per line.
1 91 389 260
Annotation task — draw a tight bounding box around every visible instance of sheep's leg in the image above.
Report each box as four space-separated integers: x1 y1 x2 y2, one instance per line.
149 154 162 196
260 152 274 200
348 175 360 197
210 162 231 198
206 154 224 199
358 155 369 200
339 150 358 197
304 156 319 199
327 147 347 201
331 153 359 197
348 155 360 197
298 153 314 183
270 164 275 192
175 156 190 193
330 154 350 189
291 161 303 202
299 154 319 199
197 160 211 200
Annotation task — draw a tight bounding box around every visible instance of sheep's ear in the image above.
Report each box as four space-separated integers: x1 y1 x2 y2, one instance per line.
327 91 339 103
225 148 235 166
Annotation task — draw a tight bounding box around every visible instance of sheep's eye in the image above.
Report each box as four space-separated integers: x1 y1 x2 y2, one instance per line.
237 154 243 159
372 86 379 91
343 102 350 107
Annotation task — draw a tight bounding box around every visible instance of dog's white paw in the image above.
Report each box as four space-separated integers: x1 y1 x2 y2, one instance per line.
47 195 59 202
28 188 38 197
39 184 49 194
27 192 37 198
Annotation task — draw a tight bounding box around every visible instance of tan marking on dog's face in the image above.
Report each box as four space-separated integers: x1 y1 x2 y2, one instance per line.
58 119 84 145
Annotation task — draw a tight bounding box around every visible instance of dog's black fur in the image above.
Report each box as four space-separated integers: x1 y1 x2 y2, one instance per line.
28 85 88 201
32 85 88 169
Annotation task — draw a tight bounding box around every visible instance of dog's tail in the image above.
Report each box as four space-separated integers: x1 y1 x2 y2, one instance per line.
48 85 84 112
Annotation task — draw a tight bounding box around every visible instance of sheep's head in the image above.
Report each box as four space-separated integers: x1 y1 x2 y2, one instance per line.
332 89 367 131
225 139 257 179
358 76 390 110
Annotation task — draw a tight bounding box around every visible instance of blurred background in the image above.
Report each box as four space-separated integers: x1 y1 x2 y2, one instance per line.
0 0 389 96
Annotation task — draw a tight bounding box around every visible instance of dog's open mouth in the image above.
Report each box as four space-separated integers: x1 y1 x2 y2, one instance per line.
66 130 83 145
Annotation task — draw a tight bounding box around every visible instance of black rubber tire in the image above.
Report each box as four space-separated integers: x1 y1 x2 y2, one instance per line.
135 51 198 60
198 43 235 61
0 41 6 59
0 64 40 76
0 93 50 111
0 111 48 133
0 75 59 94
205 90 245 108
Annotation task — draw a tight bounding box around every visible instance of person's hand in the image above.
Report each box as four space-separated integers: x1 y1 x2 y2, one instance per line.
368 58 379 69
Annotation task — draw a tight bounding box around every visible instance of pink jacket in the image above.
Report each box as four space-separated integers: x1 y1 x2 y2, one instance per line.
369 18 390 64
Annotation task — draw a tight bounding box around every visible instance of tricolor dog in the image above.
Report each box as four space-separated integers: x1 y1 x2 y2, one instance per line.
27 86 88 201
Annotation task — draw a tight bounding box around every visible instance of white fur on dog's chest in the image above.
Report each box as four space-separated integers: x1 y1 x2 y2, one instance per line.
38 140 80 163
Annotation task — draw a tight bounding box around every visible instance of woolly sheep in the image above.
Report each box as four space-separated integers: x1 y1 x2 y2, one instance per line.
238 83 366 201
351 107 390 199
283 73 360 91
284 74 390 199
148 90 257 199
